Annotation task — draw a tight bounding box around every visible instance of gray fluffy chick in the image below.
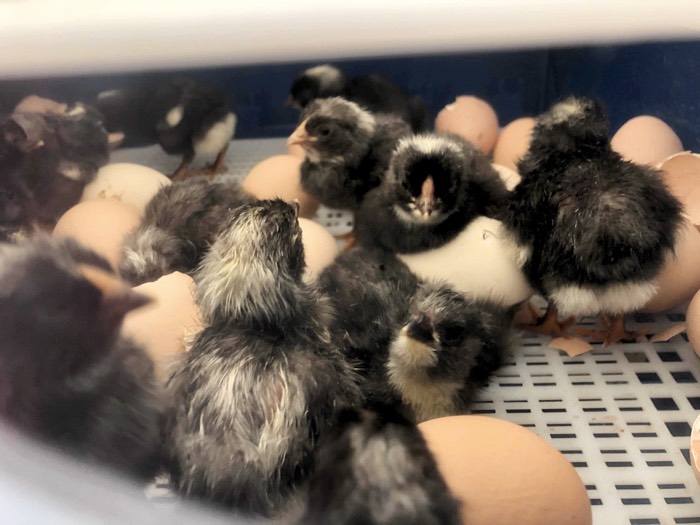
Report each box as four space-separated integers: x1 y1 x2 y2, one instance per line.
299 406 461 525
0 235 163 480
119 176 253 285
164 199 363 517
319 248 513 424
288 97 412 211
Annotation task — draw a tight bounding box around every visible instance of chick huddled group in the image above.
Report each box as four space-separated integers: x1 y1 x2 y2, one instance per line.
0 65 685 524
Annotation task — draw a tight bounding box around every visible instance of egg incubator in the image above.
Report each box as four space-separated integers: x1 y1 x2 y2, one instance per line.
1 2 700 524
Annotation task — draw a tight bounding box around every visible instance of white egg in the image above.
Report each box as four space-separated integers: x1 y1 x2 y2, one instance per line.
398 216 533 307
82 163 171 217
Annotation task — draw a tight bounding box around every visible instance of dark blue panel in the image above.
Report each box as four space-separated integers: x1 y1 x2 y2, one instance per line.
0 40 697 147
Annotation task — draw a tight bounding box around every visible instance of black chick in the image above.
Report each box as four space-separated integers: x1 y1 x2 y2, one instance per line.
95 77 235 179
288 64 430 132
288 97 412 212
119 176 253 285
355 133 508 253
0 235 163 479
164 199 363 516
319 248 512 423
299 406 461 525
0 115 41 236
12 103 111 229
500 96 684 344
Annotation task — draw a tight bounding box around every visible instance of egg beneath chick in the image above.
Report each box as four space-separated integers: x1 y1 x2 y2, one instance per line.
419 415 592 525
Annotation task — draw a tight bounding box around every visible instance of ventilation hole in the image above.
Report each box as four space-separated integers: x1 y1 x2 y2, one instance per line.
637 372 662 384
688 396 700 409
621 498 651 505
625 351 649 363
658 351 682 362
671 371 696 383
651 397 679 411
665 421 692 437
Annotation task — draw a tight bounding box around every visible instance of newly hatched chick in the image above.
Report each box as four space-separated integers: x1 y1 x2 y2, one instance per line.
501 96 683 344
0 115 40 235
119 176 253 285
320 248 511 423
96 77 236 179
13 103 110 229
288 97 412 212
164 199 363 516
288 64 430 132
0 236 163 479
299 406 461 525
355 133 508 253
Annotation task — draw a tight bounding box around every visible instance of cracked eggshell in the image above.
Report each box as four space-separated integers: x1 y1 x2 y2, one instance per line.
298 218 339 277
641 220 700 313
611 116 683 166
493 117 535 172
52 199 140 269
657 152 700 231
419 416 592 525
121 272 202 383
242 155 319 219
435 96 499 155
398 216 533 308
81 163 171 218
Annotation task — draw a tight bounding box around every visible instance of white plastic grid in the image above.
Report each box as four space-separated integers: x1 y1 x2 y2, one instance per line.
114 138 700 524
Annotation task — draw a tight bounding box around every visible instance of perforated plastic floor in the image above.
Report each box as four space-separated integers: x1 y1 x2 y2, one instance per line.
114 138 700 525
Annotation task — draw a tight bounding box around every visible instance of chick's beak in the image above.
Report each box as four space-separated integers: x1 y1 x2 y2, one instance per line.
287 118 316 148
78 264 152 329
417 176 436 219
405 313 435 345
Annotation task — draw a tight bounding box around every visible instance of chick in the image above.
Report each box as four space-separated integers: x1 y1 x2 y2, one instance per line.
164 199 363 516
355 133 508 253
501 96 683 344
119 176 253 285
96 77 235 179
288 64 430 132
320 248 512 423
288 97 412 212
0 115 40 234
0 235 163 479
299 406 461 525
12 103 110 229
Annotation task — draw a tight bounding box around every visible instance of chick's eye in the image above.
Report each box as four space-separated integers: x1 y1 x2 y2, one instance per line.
440 325 465 346
317 125 332 137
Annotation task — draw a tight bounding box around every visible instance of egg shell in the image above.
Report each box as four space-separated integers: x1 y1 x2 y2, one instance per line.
420 416 591 525
691 414 700 484
658 152 700 230
493 117 535 171
611 116 683 166
298 218 339 277
82 163 171 217
684 289 700 358
641 220 700 313
14 95 67 114
435 96 499 155
492 163 521 191
53 199 141 269
398 216 534 308
121 272 202 383
242 155 319 219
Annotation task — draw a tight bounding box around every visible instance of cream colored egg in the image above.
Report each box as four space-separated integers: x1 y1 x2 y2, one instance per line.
686 289 700 359
493 117 535 171
658 152 700 230
298 218 339 277
641 221 700 313
13 95 67 114
82 163 171 217
398 216 533 308
611 116 683 166
691 414 700 483
53 199 140 269
121 272 202 383
492 163 521 191
242 155 319 219
435 96 499 155
419 416 592 525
